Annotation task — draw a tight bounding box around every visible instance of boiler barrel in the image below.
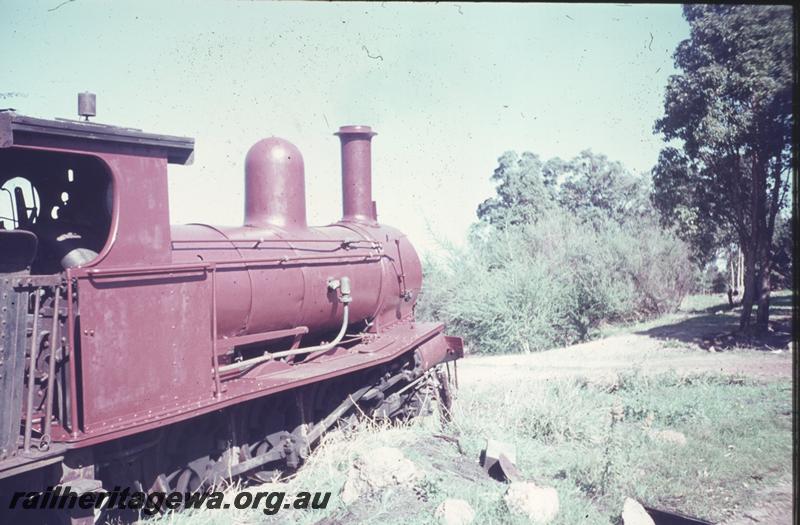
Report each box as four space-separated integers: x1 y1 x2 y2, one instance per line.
170 222 421 339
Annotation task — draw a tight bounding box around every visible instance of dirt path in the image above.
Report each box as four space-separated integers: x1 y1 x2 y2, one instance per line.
458 331 792 387
458 296 793 386
719 475 794 525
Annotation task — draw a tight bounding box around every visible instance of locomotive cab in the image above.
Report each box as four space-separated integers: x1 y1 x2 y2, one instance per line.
0 149 113 274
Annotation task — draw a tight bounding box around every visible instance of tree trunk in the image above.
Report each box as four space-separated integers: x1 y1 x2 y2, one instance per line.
727 249 735 307
729 250 735 291
756 153 785 334
740 153 761 332
740 150 770 333
755 249 771 333
739 245 756 331
737 248 744 292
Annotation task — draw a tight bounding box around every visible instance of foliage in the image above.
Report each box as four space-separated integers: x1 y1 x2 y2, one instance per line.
651 147 727 264
475 151 556 227
652 5 794 331
556 150 652 227
693 264 728 295
420 148 694 354
419 209 693 354
477 149 652 228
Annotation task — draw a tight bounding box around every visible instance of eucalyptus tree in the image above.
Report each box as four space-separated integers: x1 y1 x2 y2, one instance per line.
478 150 650 228
652 4 793 333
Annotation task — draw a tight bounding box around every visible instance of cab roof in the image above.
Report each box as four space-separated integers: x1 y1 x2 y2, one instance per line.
0 110 194 165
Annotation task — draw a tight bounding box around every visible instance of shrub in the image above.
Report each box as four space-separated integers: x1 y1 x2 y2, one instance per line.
417 210 694 354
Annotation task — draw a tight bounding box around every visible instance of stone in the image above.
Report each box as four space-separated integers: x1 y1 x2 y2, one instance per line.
496 453 523 482
648 429 687 446
481 439 519 481
622 498 655 525
484 438 517 464
504 482 559 524
340 447 422 504
435 498 475 525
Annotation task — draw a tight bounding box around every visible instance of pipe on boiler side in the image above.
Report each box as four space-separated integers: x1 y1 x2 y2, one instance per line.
217 276 352 373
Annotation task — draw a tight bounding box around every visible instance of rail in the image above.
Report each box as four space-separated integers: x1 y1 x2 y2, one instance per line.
81 252 383 279
171 238 381 249
22 289 41 453
15 283 67 452
40 286 61 450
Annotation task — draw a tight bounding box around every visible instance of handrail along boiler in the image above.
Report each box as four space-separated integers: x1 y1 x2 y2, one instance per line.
0 95 462 520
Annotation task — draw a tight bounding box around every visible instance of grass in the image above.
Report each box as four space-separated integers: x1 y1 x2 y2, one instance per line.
144 291 793 524
597 292 726 339
147 369 793 525
679 292 732 313
600 289 794 344
452 371 791 524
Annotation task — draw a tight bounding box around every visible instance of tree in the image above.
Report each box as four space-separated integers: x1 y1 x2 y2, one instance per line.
652 5 793 333
556 150 652 227
477 150 651 228
476 151 556 227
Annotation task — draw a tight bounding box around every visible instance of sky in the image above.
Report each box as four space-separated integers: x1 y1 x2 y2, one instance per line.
1 1 690 256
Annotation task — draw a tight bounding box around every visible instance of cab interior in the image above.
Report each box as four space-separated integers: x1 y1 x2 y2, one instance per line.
0 149 113 274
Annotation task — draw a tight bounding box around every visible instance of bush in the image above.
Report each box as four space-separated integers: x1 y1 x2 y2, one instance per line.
692 264 728 294
417 210 694 354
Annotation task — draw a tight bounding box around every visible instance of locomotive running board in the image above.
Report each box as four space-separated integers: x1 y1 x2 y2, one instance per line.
57 321 459 448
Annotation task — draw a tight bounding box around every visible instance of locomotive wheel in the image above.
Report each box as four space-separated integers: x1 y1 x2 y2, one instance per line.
90 353 439 522
171 465 205 493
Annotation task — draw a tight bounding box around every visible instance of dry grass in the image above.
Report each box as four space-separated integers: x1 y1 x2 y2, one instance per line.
144 292 793 524
145 371 792 525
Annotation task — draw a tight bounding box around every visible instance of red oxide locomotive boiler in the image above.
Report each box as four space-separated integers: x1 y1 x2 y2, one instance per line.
0 94 462 522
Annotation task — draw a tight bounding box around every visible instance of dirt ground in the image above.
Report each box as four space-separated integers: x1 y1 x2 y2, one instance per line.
456 302 794 524
458 304 793 386
718 475 794 525
458 330 793 386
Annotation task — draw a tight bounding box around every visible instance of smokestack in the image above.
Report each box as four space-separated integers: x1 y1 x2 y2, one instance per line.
335 125 377 223
244 137 307 230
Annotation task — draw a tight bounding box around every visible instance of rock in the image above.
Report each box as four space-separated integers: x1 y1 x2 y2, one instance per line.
496 453 523 482
504 482 559 524
435 498 475 525
340 447 422 504
481 439 519 481
340 474 361 505
648 429 687 446
622 498 655 525
483 438 517 464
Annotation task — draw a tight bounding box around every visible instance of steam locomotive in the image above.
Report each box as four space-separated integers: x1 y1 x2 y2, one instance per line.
0 94 462 523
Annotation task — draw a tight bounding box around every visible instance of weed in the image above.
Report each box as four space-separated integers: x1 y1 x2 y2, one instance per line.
146 369 791 525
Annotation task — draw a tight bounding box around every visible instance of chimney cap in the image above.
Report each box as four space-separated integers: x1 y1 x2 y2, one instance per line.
334 125 376 137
